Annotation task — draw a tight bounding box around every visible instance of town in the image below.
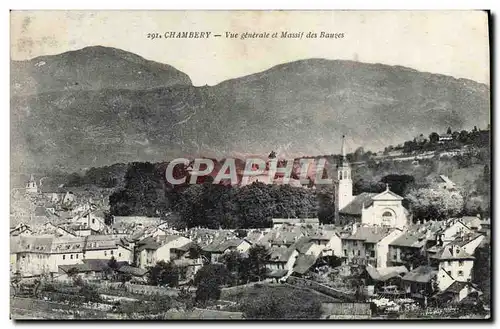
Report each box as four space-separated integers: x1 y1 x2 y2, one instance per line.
9 131 491 320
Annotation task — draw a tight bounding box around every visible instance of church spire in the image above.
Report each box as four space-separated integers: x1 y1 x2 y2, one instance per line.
341 135 346 158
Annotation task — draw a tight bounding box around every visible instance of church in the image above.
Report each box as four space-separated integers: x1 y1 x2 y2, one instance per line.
334 136 410 229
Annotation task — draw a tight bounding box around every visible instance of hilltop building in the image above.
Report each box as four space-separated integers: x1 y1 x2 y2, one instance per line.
25 174 38 194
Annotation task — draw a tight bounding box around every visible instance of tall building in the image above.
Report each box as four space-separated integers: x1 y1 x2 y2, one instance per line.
334 136 409 229
336 135 354 210
25 174 38 194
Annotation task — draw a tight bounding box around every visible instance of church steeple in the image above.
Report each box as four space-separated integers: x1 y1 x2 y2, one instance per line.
336 135 353 211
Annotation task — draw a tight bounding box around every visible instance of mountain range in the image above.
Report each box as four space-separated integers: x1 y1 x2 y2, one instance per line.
11 46 490 174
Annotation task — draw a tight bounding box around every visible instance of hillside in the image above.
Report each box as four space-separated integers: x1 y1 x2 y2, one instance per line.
11 46 192 96
10 46 490 173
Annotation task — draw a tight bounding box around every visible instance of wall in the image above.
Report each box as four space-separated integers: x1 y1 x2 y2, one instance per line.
362 199 407 229
439 258 474 282
286 276 356 301
376 230 404 268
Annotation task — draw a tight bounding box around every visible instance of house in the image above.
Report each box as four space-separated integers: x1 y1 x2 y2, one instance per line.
202 238 252 263
431 244 475 285
84 235 133 263
57 263 95 282
116 265 149 283
433 280 482 304
401 265 438 298
49 236 86 272
81 259 129 280
73 210 107 233
266 245 299 280
388 231 427 269
341 225 402 268
11 235 54 276
434 218 475 247
428 174 457 191
134 238 161 268
309 228 343 257
438 134 453 143
10 223 33 237
364 264 408 288
135 235 195 268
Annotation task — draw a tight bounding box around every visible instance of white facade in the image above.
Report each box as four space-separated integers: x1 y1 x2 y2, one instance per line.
361 188 408 229
375 229 404 268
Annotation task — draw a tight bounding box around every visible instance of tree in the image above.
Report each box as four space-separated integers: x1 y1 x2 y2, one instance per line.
381 174 415 196
473 242 491 305
147 261 179 287
103 211 114 226
429 132 440 144
247 245 270 281
106 256 119 280
194 264 231 304
406 188 464 222
446 127 452 135
240 286 322 319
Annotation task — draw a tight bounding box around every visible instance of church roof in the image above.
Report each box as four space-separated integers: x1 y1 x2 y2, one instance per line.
371 189 404 201
339 193 377 216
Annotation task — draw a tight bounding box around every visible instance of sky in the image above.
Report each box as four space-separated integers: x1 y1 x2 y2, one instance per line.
10 10 490 86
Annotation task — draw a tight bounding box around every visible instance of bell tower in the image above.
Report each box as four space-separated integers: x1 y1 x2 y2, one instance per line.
25 174 38 194
336 135 353 211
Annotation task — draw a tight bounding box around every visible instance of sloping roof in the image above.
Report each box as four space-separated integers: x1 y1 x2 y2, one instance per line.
268 244 298 263
344 226 392 243
203 238 244 253
366 265 408 281
82 259 128 272
172 241 195 252
267 269 289 278
435 246 475 261
293 254 318 274
371 188 404 201
390 232 426 248
272 218 319 225
10 235 54 254
443 281 468 294
117 265 148 277
135 237 162 252
59 263 93 273
402 266 437 283
339 193 377 216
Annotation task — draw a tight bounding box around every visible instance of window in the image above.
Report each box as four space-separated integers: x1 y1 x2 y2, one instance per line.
458 270 464 277
352 250 355 255
92 218 95 224
76 254 79 259
70 254 73 259
370 250 375 258
344 249 347 256
393 253 397 260
357 250 361 256
104 251 107 256
118 253 122 257
111 250 114 255
63 255 66 260
459 260 464 267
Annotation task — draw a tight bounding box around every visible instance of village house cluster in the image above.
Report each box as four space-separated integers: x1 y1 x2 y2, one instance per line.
10 138 491 307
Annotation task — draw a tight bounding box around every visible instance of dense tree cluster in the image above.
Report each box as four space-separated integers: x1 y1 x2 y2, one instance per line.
171 182 329 229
